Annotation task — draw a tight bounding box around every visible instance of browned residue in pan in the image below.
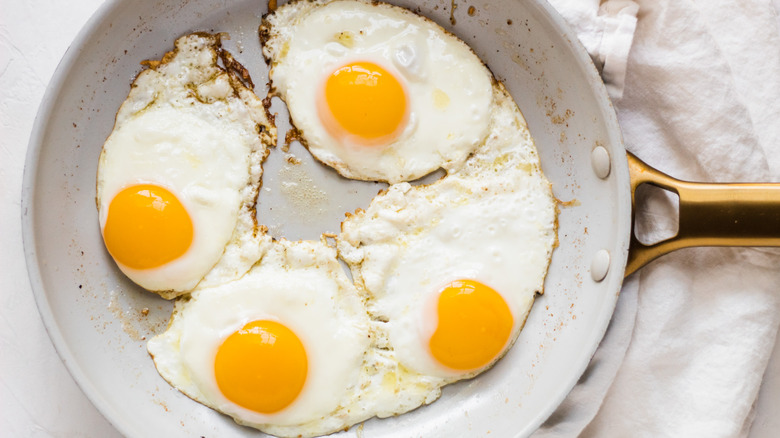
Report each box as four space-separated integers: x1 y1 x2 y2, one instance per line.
449 0 457 25
283 118 304 153
550 108 575 126
262 94 276 127
258 17 273 53
219 47 254 89
558 198 580 207
467 5 476 16
268 0 278 12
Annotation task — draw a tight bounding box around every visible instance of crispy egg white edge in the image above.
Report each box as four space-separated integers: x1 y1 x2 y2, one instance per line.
259 0 495 183
95 33 276 298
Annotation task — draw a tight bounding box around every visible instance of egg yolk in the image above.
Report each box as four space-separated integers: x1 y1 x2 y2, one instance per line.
103 184 193 270
215 320 308 414
320 61 408 146
429 279 514 371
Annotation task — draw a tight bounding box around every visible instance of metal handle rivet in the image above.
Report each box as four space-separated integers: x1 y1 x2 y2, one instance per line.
591 146 611 179
590 249 610 282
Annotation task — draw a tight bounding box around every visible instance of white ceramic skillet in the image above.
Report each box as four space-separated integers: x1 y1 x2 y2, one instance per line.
27 0 777 436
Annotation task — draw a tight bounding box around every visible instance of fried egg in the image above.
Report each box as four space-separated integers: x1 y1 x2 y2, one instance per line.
148 240 372 438
338 85 558 382
96 33 275 298
261 0 494 183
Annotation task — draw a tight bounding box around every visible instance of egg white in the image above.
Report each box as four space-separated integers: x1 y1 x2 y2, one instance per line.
338 84 558 381
261 0 494 183
96 33 275 297
148 239 373 437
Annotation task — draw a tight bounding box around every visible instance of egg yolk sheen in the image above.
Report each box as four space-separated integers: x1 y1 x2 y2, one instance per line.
319 61 408 146
429 279 514 371
103 184 193 270
215 320 308 414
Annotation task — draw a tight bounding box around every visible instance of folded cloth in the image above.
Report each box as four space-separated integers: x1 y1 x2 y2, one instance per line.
546 0 639 100
537 0 780 436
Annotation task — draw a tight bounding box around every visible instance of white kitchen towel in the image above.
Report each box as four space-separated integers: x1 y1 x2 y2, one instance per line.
537 0 780 436
546 0 639 100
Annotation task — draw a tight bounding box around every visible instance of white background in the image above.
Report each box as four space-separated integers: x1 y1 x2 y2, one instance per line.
1 1 779 436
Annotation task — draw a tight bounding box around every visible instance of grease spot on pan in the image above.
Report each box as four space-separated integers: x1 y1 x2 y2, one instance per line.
108 289 168 342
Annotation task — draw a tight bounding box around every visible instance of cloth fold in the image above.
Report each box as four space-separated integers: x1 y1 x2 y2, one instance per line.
547 0 638 99
537 0 780 436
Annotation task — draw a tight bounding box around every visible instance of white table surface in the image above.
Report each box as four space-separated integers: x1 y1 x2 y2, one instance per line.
2 1 778 436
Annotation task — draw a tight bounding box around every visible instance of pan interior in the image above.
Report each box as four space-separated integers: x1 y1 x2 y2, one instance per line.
22 0 630 436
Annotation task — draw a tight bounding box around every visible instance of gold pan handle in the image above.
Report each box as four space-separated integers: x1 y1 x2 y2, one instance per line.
625 152 780 277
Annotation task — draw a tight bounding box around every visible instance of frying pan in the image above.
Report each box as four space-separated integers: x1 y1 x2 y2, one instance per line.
23 0 779 436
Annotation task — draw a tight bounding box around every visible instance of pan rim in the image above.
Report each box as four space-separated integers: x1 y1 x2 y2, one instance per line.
516 0 631 433
21 0 139 436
